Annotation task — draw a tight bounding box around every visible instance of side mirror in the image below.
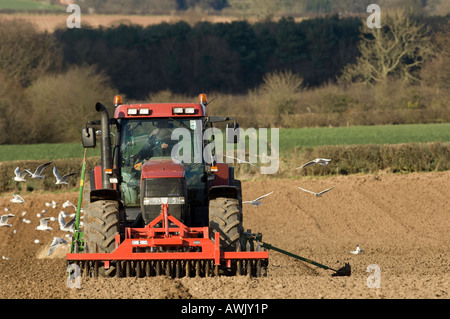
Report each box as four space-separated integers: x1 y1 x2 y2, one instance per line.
81 127 96 148
226 122 240 144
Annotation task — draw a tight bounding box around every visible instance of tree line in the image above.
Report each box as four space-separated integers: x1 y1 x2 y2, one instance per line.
55 16 362 100
0 13 448 144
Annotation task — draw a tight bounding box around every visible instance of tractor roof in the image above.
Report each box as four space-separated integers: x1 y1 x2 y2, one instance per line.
114 102 205 119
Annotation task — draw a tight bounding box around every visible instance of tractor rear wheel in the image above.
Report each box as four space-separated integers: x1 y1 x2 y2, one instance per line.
84 200 120 276
209 197 242 252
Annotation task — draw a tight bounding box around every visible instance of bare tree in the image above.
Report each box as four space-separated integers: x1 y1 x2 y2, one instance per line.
339 10 433 85
0 19 62 87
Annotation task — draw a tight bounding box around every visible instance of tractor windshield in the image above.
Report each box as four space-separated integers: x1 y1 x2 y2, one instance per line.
119 118 203 207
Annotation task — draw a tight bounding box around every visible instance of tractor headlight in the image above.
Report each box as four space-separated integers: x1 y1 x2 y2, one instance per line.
139 108 150 115
127 108 138 115
172 107 184 114
184 107 195 114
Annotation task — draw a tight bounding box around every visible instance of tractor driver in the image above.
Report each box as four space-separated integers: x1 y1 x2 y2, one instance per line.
136 119 175 161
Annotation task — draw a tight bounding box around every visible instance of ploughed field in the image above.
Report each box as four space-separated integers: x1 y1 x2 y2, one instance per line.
0 171 449 299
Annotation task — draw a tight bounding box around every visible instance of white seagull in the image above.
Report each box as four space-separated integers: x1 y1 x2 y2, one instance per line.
45 200 57 208
243 191 274 207
47 237 69 256
13 167 29 182
62 200 77 210
58 211 75 233
298 186 335 197
0 214 15 227
22 219 31 224
10 194 26 204
350 245 364 255
36 217 53 231
25 161 53 179
296 158 331 169
53 167 78 185
224 155 259 168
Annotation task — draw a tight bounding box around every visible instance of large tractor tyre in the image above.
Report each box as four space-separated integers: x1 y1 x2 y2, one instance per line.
209 197 243 252
84 200 119 254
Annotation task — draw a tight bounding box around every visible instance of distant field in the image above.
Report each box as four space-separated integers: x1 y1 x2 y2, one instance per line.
1 123 449 162
0 142 99 162
279 123 450 151
0 0 63 11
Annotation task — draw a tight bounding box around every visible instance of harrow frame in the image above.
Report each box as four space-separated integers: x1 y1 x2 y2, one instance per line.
67 204 269 278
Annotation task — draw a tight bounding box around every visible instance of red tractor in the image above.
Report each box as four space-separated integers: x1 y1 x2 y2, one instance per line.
67 94 268 278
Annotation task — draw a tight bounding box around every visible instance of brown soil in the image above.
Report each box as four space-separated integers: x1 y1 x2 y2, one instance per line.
0 171 449 299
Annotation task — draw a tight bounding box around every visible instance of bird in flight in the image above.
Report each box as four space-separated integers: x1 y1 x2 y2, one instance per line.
25 161 53 179
0 214 15 227
36 217 53 231
224 155 259 168
58 211 75 233
298 186 335 197
296 158 331 169
243 191 274 207
10 194 26 204
53 167 78 185
47 237 69 256
13 167 29 182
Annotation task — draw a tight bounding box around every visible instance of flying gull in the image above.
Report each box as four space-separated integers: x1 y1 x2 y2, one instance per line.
47 237 69 256
58 211 75 233
298 186 335 197
243 191 274 207
13 167 29 182
296 158 331 169
10 194 26 204
0 214 15 227
25 161 53 179
36 217 53 231
53 167 78 185
224 155 259 168
62 200 77 210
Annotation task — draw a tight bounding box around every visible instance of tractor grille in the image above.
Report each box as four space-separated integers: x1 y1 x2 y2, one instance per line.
141 178 186 224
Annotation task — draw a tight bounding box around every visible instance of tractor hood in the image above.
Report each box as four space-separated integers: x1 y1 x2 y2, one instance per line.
141 158 185 179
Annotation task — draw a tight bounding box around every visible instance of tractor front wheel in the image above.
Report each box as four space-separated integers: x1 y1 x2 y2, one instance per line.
84 200 120 277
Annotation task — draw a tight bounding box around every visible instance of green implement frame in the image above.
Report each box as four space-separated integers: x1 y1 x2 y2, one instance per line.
70 149 87 253
244 232 351 277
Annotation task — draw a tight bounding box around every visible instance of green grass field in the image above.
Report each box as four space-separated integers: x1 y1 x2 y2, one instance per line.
0 123 449 162
279 123 450 151
0 0 63 11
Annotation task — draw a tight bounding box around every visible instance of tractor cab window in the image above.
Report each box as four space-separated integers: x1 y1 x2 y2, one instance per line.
119 118 202 207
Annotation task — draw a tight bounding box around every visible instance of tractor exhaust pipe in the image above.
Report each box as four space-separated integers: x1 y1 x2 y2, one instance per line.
95 102 113 189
